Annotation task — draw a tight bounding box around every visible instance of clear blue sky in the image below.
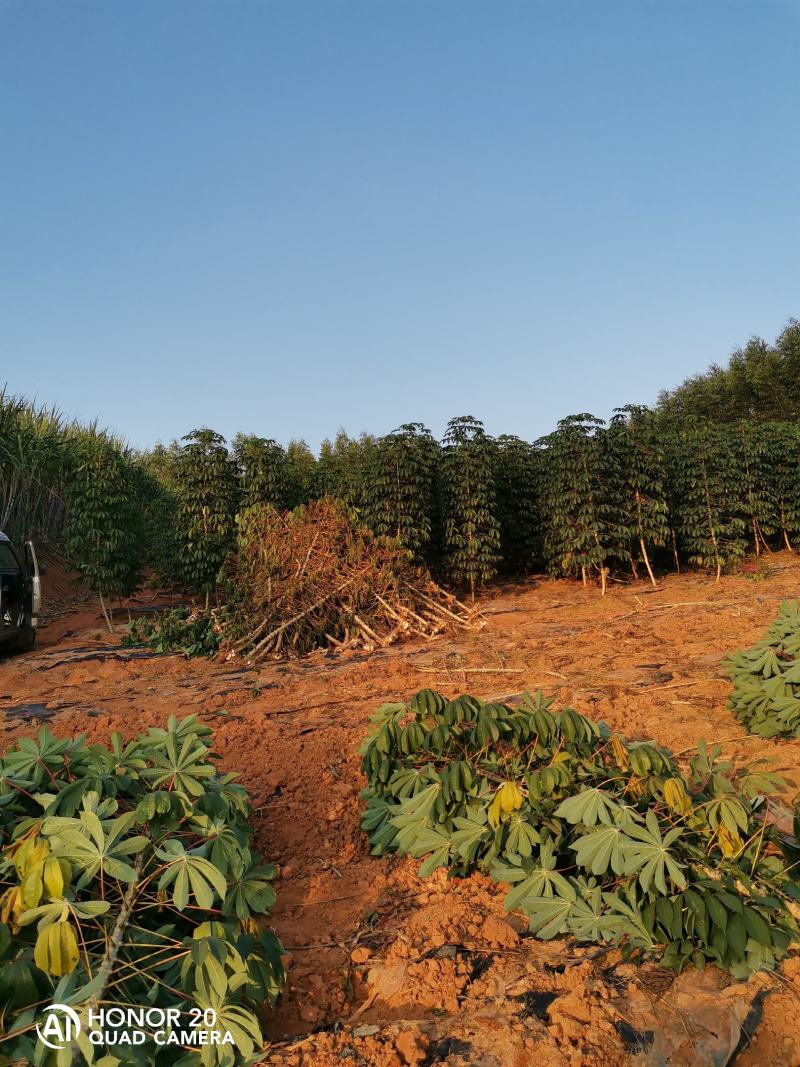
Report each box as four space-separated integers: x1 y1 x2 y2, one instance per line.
2 1 798 452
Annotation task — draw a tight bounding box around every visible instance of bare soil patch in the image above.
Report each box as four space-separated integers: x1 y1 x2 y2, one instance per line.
4 556 800 1065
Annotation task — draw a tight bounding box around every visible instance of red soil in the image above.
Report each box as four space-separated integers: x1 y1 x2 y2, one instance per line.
4 556 800 1065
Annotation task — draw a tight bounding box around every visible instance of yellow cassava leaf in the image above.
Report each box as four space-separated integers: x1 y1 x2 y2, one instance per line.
20 866 44 910
626 777 645 799
499 781 523 813
718 825 742 858
0 886 22 926
663 777 692 816
610 734 630 771
14 837 48 876
488 781 523 828
34 920 80 977
43 855 66 899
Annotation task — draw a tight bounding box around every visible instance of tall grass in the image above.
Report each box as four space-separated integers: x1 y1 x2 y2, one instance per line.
0 389 138 549
0 390 70 545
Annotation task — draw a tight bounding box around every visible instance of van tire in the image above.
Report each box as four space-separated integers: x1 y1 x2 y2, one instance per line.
13 623 36 652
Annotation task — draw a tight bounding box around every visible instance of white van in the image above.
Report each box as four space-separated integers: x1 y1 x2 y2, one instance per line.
0 531 42 652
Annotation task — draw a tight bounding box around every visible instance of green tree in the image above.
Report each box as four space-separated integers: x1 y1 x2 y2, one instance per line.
364 423 439 560
63 432 143 629
176 428 238 607
440 416 501 599
658 320 800 421
285 438 317 507
312 430 377 510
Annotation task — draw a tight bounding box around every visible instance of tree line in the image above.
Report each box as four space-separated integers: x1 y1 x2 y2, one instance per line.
76 411 800 611
658 319 800 422
3 318 800 613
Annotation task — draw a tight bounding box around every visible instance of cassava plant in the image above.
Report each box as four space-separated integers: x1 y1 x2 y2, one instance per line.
537 415 615 593
139 443 185 590
595 423 635 578
62 432 144 631
124 608 221 658
0 716 283 1067
364 423 439 561
606 408 669 586
439 416 501 599
176 430 239 609
492 435 540 574
767 421 800 552
724 600 800 738
361 688 799 977
232 435 293 513
728 421 779 556
663 418 747 580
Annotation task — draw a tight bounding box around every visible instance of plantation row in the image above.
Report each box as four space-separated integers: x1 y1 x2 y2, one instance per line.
5 390 800 606
255 411 800 593
90 411 800 600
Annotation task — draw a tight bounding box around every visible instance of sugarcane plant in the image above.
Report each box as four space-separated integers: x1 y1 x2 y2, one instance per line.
360 689 798 977
0 715 284 1067
0 392 68 547
439 416 501 599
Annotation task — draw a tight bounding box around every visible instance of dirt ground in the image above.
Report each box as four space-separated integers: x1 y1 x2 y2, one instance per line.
4 557 800 1066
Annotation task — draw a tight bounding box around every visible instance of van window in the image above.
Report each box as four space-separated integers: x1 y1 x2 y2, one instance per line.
0 544 21 573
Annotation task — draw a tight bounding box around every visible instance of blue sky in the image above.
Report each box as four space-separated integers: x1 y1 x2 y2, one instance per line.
2 1 798 451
